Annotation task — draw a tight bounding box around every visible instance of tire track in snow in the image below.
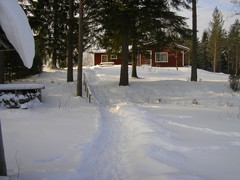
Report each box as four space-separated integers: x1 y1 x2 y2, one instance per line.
168 121 240 137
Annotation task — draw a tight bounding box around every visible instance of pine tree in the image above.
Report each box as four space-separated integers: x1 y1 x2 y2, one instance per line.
76 0 84 97
228 19 240 73
86 0 190 86
209 7 225 72
67 0 74 82
28 0 69 68
191 0 198 81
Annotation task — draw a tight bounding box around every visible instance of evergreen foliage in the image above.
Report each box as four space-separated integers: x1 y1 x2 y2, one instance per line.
199 30 211 71
229 70 240 91
227 19 240 74
208 7 226 72
27 0 69 67
85 0 191 85
26 0 96 68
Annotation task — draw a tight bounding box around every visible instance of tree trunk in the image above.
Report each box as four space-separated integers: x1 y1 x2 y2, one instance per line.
0 51 4 84
0 121 7 176
67 0 74 82
51 0 59 68
191 0 198 81
119 32 129 86
213 41 217 72
131 40 138 78
76 0 83 96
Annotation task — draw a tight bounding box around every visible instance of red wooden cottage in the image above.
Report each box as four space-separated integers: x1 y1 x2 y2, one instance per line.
93 45 190 67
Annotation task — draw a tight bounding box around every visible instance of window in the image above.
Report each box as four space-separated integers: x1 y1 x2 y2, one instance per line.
101 55 108 62
110 55 117 60
155 52 168 62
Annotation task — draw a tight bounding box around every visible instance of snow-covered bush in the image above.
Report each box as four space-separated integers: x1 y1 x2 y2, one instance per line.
0 92 40 108
229 72 240 91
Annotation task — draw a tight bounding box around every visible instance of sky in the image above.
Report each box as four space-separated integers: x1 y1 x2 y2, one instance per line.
178 0 239 39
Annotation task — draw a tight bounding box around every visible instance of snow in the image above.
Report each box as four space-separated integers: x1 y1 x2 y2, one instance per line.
0 84 45 90
0 177 9 180
0 0 35 68
1 66 240 180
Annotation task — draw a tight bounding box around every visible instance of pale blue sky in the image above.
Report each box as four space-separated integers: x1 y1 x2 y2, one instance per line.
178 0 239 38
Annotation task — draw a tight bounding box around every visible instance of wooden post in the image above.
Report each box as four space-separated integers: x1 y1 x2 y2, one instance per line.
0 120 7 176
89 94 91 103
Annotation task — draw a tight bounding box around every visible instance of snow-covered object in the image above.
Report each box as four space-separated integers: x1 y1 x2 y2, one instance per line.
0 83 45 90
0 0 35 68
1 66 240 180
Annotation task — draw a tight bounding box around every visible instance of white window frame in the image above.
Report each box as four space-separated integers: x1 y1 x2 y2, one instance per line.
101 55 108 62
155 52 168 62
110 55 117 60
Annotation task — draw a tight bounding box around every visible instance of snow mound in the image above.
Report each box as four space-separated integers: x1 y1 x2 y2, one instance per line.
0 0 35 68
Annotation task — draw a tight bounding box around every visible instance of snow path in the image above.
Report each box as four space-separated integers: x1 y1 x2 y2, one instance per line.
77 68 132 180
76 67 240 180
78 68 177 180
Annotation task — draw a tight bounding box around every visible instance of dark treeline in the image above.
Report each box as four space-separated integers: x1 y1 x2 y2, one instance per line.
18 0 192 85
2 1 239 83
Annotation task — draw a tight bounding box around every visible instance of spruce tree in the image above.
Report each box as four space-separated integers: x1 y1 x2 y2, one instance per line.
76 0 84 97
28 0 69 68
228 20 240 73
191 0 198 81
199 30 211 71
86 0 190 86
209 7 225 72
67 0 74 82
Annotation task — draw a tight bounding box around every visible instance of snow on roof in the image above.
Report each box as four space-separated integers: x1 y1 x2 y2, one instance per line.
91 49 106 53
176 44 190 51
0 0 35 69
0 84 45 90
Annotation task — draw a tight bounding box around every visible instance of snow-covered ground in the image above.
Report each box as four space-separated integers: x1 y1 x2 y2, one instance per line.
1 66 240 180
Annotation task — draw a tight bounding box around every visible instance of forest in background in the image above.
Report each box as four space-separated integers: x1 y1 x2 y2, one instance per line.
2 0 240 82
